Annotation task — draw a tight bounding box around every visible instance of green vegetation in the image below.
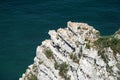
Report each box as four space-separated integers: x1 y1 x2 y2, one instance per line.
54 61 59 69
101 53 109 63
117 71 120 80
25 73 37 80
97 50 112 73
59 62 69 78
65 76 71 80
54 62 69 78
77 27 80 29
70 53 79 63
86 43 90 49
44 49 53 59
80 47 82 53
32 64 38 73
116 63 120 70
30 74 37 80
39 61 43 64
106 64 113 73
94 36 112 48
98 49 105 56
118 71 120 75
94 34 120 76
117 77 120 80
94 35 120 55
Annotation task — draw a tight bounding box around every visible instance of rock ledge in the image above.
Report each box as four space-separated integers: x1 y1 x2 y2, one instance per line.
19 21 120 80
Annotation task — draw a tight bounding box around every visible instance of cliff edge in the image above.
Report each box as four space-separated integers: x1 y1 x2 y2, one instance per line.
19 21 120 80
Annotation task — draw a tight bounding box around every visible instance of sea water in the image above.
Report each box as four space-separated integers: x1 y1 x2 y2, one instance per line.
0 0 120 80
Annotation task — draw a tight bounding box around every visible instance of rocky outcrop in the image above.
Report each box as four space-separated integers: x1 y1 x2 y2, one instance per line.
19 21 120 80
114 29 120 39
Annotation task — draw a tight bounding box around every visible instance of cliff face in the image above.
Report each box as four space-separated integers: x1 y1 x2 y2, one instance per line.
19 21 120 80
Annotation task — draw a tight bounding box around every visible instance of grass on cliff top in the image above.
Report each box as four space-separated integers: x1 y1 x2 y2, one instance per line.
94 35 120 55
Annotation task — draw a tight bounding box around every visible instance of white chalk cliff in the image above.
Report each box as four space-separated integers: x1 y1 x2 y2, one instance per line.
19 21 120 80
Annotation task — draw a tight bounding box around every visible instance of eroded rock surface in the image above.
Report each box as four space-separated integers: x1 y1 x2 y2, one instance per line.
19 21 120 80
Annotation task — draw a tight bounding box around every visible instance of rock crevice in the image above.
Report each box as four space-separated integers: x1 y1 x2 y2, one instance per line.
19 21 120 80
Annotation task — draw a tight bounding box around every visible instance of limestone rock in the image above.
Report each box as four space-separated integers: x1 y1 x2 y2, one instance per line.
114 29 120 39
19 21 120 80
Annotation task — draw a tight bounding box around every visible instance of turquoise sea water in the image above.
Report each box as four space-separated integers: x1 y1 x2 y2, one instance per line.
0 0 120 80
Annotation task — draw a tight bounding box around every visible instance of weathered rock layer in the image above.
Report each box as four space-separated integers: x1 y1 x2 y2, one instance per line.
19 21 120 80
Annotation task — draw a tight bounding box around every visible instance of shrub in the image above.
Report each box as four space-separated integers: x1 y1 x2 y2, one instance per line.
54 62 69 78
98 49 105 56
101 53 109 63
32 64 38 73
44 49 53 59
65 76 71 80
59 62 69 78
54 61 59 69
70 53 79 63
26 74 37 80
94 36 110 48
110 38 120 55
117 77 120 80
86 43 90 49
80 47 82 53
94 35 120 55
116 63 120 70
30 74 37 80
77 27 80 29
39 61 43 64
117 71 120 75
